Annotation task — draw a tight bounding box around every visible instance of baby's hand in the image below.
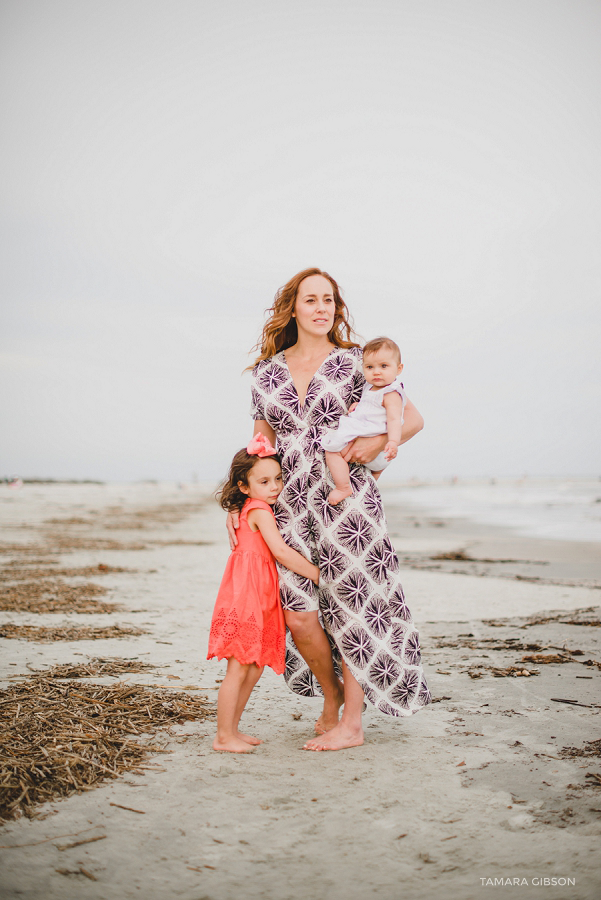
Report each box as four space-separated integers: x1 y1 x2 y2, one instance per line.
348 402 358 413
384 440 398 461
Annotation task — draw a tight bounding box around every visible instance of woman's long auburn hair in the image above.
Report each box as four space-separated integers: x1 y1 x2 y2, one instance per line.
250 267 360 367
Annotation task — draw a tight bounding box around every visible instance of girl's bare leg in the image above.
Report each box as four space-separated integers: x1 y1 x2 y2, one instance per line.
285 610 344 734
213 658 260 753
325 451 353 505
233 664 264 744
303 659 365 751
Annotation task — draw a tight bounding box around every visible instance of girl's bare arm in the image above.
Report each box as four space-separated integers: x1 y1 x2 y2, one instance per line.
249 509 320 584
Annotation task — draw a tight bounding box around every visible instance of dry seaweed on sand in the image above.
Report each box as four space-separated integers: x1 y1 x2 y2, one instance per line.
27 657 158 679
560 739 601 760
0 579 120 614
484 607 601 629
0 623 147 642
465 664 539 679
433 635 547 652
1 562 135 580
0 677 214 822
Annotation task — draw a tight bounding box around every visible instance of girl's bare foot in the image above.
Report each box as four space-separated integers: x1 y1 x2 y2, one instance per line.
303 722 364 751
327 486 353 506
237 732 262 745
314 682 345 734
213 735 255 753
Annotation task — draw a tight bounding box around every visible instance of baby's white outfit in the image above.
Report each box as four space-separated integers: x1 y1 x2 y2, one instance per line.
321 375 407 472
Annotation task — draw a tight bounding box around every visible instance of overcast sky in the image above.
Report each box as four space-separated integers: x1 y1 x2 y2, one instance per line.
1 0 600 483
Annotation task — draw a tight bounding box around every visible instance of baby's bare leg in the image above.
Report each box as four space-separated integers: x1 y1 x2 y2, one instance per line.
325 451 353 505
372 470 383 480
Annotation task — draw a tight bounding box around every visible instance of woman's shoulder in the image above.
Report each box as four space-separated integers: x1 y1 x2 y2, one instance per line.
251 352 286 376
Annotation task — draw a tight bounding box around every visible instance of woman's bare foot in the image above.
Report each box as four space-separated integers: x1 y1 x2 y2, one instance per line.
328 486 353 506
213 735 255 753
303 721 364 751
314 682 345 734
237 732 262 745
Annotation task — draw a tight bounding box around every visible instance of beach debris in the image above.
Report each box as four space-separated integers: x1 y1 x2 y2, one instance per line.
0 623 147 642
560 739 601 759
0 676 214 822
522 609 601 628
429 550 546 565
1 562 135 579
55 865 97 880
109 802 145 814
433 636 545 652
0 825 102 849
585 773 601 787
55 833 106 850
521 653 571 665
550 698 592 708
0 579 119 614
25 657 158 679
465 665 538 679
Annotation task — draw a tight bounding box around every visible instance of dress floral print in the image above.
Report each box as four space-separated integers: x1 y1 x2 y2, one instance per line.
251 347 430 717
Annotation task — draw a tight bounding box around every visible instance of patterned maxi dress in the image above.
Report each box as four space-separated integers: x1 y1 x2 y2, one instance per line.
250 346 431 717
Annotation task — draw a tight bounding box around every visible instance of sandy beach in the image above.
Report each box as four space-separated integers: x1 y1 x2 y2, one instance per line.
0 481 600 900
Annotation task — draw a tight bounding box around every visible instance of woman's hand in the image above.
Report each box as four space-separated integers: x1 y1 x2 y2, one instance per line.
226 510 240 550
341 434 387 465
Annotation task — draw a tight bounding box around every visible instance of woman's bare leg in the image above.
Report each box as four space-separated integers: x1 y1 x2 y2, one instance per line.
233 664 264 744
213 658 260 753
303 659 365 751
284 609 344 733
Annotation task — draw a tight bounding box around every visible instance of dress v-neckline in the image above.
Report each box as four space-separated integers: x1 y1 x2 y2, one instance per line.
281 347 337 410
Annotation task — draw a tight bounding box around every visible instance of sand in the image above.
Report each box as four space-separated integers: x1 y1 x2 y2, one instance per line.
0 481 600 900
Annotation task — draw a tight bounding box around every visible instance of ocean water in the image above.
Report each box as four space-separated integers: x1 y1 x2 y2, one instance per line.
381 477 601 543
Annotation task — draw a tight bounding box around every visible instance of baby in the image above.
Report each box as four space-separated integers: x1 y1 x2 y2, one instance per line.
321 337 406 505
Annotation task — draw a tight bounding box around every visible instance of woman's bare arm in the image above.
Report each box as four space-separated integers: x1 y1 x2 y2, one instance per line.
341 397 424 464
253 419 277 444
226 419 278 550
249 509 320 584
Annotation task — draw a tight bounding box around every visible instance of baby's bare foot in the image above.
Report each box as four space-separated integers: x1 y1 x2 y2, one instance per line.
213 735 255 753
328 486 353 506
237 732 262 745
304 722 364 752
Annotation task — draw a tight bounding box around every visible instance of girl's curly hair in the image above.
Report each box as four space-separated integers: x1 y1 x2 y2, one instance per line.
216 448 282 513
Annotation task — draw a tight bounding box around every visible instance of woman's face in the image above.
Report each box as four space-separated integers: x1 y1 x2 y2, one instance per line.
293 274 336 339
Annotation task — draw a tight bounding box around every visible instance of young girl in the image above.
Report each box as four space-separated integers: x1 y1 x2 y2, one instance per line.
321 336 407 504
208 434 320 753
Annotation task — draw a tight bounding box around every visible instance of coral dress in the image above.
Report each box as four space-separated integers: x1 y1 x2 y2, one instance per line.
207 498 286 674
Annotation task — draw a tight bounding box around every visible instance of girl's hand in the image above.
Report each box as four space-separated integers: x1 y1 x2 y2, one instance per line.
226 510 240 550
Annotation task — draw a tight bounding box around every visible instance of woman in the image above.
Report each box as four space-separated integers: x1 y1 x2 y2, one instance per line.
228 267 430 751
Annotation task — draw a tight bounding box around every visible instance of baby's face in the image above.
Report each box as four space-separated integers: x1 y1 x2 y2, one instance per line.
363 349 403 388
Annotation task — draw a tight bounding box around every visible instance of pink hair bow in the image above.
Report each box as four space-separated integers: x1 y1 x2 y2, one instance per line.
246 433 277 457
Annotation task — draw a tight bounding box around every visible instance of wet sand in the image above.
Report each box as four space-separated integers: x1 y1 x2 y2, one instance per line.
0 482 600 900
